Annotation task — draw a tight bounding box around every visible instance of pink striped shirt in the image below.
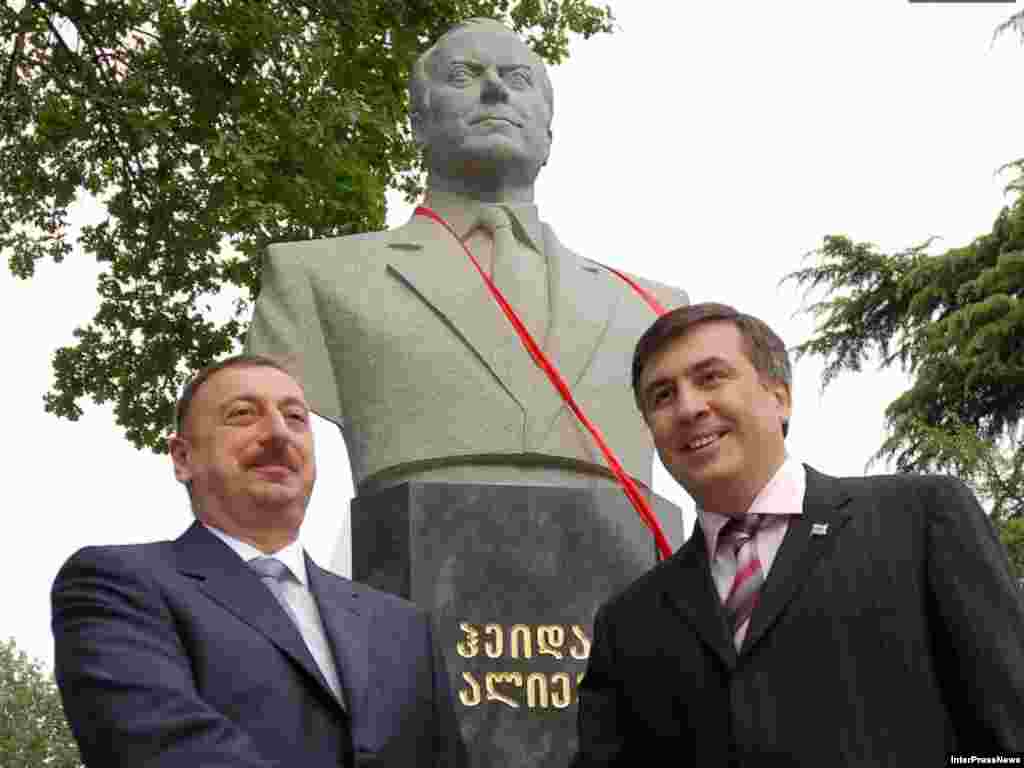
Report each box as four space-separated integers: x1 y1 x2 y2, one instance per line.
698 457 807 647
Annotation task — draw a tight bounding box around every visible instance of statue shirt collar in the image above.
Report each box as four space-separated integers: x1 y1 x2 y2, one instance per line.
421 189 544 255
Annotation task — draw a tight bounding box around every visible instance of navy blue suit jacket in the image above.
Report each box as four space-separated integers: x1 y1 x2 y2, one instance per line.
52 522 465 768
572 468 1024 767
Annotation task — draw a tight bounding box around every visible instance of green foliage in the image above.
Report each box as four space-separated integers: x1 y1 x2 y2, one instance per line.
1 0 613 451
995 516 1024 581
784 160 1024 521
0 638 81 768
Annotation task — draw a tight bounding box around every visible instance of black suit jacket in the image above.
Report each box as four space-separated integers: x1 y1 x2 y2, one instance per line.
52 523 466 768
572 467 1024 767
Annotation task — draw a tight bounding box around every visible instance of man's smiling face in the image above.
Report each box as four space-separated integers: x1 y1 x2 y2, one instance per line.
170 363 316 548
413 24 552 185
639 320 791 515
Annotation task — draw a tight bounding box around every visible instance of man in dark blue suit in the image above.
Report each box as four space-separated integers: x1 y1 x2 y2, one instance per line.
572 303 1024 766
52 355 466 768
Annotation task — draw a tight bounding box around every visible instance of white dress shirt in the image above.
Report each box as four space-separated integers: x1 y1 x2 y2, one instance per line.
203 524 345 705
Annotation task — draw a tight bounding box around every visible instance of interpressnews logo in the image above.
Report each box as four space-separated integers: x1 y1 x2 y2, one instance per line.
948 756 1023 765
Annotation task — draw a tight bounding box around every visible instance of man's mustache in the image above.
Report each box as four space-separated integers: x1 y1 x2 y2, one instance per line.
246 449 299 472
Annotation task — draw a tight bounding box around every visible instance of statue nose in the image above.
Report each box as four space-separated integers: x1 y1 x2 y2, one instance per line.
480 69 510 102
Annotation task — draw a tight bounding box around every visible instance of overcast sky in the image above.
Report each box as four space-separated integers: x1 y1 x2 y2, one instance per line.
4 2 1021 667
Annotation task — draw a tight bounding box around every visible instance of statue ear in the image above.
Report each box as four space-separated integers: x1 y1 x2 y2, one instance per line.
409 110 425 146
540 127 553 167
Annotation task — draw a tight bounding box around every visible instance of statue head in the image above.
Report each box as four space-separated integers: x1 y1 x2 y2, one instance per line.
409 19 554 198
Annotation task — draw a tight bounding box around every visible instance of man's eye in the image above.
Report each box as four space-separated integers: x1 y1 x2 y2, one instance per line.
286 411 308 423
701 370 725 386
228 407 254 420
650 388 672 408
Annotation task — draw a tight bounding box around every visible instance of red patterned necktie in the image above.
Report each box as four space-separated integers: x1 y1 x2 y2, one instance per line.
719 514 765 649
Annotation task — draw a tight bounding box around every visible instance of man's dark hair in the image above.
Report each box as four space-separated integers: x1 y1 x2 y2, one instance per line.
175 354 299 435
632 302 792 437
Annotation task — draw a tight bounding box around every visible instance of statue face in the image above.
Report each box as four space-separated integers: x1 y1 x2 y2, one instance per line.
414 25 552 185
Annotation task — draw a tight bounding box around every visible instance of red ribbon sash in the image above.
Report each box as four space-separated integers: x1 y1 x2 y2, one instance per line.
414 206 672 560
594 262 668 316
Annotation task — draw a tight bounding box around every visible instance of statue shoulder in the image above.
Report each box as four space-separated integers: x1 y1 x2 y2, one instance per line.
628 271 688 311
539 222 688 310
581 259 689 312
265 227 403 269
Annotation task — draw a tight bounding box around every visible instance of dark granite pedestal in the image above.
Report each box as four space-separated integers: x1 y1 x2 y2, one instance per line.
352 482 684 768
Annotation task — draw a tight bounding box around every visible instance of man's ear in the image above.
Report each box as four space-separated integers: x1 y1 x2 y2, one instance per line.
168 434 193 484
770 380 792 430
636 398 652 427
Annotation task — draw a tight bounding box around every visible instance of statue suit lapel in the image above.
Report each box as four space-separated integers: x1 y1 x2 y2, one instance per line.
386 214 532 415
528 223 618 445
386 213 616 432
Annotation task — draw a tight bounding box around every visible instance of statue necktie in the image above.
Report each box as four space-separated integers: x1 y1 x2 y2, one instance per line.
248 556 345 706
719 514 766 649
477 206 547 344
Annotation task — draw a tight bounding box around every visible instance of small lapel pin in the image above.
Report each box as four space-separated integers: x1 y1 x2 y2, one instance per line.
811 523 829 536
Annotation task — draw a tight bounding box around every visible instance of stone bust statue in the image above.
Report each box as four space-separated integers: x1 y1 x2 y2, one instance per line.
247 18 688 495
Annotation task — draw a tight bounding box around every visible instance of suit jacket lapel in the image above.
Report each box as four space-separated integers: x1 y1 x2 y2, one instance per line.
386 214 618 441
386 214 534 414
307 557 372 719
530 224 618 443
660 528 737 670
741 466 853 655
172 524 335 704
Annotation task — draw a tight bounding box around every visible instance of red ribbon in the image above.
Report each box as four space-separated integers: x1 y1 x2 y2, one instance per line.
414 206 672 560
594 262 668 316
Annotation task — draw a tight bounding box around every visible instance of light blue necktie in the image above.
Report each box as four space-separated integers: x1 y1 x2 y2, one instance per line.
248 555 346 707
248 556 303 627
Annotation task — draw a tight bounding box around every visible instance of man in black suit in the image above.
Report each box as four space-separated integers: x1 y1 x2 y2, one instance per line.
52 355 465 768
572 302 1024 766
